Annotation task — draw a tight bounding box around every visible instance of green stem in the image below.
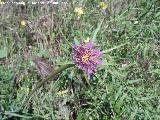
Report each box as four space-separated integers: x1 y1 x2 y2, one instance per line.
21 63 75 109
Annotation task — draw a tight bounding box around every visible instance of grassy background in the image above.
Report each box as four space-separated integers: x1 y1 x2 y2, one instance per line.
0 0 160 119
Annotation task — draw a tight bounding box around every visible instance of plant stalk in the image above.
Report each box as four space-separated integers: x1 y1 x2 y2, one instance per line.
21 63 75 109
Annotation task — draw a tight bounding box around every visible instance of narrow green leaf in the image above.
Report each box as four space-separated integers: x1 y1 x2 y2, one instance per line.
4 112 32 119
74 38 80 45
92 19 104 42
127 79 144 84
0 47 7 58
102 43 128 54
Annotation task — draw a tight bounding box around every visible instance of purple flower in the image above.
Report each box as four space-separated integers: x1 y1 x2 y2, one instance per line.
72 41 102 75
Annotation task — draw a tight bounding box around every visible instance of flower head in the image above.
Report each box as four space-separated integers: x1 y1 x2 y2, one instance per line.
84 37 90 43
20 20 27 26
74 7 84 16
57 89 68 96
98 2 108 10
72 41 102 75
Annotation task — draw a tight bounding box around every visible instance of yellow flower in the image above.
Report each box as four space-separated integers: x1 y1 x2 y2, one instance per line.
20 20 26 26
20 87 29 93
57 89 68 96
84 37 90 43
99 2 108 10
74 7 84 16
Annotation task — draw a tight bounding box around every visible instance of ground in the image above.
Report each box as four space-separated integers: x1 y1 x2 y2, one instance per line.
0 0 160 120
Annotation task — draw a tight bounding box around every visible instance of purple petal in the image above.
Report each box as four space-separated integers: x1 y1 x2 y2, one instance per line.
84 41 94 48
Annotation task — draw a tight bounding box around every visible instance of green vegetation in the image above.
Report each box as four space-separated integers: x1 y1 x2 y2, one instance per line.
0 0 159 119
